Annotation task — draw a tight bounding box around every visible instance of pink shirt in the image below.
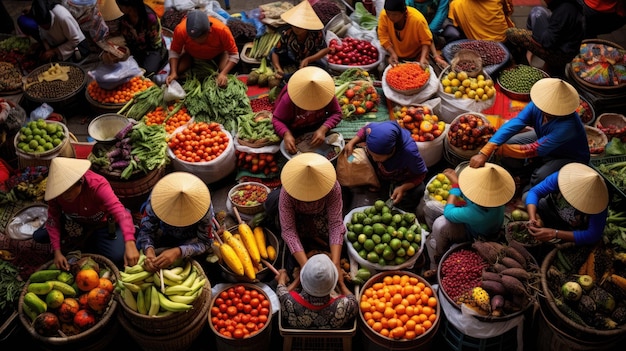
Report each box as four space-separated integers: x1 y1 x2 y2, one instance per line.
46 170 135 251
279 182 345 255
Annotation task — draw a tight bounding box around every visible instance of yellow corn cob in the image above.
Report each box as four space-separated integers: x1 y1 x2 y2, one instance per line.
219 242 244 276
267 245 276 261
224 230 255 280
239 222 260 265
254 227 269 260
472 286 491 312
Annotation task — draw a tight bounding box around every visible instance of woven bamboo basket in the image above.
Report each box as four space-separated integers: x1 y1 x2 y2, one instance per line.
585 125 608 156
568 39 626 92
444 112 492 160
504 221 541 248
594 113 626 140
540 243 626 340
17 253 120 351
23 62 87 104
451 49 483 78
116 259 211 335
117 293 209 351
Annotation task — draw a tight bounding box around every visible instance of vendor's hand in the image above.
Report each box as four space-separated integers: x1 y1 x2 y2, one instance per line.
276 268 289 285
419 57 429 67
41 49 56 61
284 133 297 154
142 249 158 272
275 70 284 79
469 153 488 168
389 54 399 66
310 128 326 147
152 248 181 269
124 241 140 267
53 251 70 271
390 187 405 205
344 142 355 157
527 224 555 243
216 72 228 88
165 72 178 86
442 168 458 184
435 56 449 69
300 57 311 69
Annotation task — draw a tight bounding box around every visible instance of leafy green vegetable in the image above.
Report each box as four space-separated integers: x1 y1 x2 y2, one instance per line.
350 3 378 30
605 137 626 156
0 260 25 315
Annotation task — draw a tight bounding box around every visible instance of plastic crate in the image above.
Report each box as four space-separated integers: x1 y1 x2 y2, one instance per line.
589 155 626 199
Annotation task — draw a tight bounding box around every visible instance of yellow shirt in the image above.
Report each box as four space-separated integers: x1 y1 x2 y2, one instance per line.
378 7 433 60
448 0 514 42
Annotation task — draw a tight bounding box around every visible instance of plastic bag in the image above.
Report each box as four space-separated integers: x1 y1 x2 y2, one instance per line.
7 205 48 240
199 1 229 24
163 80 186 102
349 2 378 30
241 9 266 38
88 56 143 90
336 148 380 188
30 103 54 121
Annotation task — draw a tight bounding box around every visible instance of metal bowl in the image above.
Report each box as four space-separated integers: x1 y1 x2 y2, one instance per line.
280 132 344 163
88 114 130 142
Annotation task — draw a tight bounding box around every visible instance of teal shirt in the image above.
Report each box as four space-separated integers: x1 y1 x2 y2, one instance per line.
443 187 505 239
406 0 450 33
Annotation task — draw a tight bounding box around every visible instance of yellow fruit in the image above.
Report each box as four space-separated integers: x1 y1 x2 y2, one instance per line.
457 71 468 81
444 86 452 94
436 173 447 182
442 78 451 86
454 91 463 99
482 94 490 101
467 91 476 99
470 82 479 90
485 79 494 87
267 245 277 261
477 74 485 81
447 71 456 80
451 78 460 87
477 80 486 88
462 79 471 87
475 88 485 97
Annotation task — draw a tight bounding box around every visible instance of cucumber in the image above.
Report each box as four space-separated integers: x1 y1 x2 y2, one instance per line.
50 281 77 297
24 292 47 315
27 281 54 295
29 269 61 283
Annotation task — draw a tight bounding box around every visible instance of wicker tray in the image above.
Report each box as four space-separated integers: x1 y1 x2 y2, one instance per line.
17 253 120 347
568 39 626 91
451 49 483 78
23 62 87 103
442 39 510 76
85 88 124 113
594 113 626 140
385 62 430 95
585 125 608 156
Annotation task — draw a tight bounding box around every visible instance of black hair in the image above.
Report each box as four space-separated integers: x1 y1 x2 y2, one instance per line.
116 0 148 24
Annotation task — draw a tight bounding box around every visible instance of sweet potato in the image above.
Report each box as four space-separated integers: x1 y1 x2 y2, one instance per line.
472 241 499 264
500 267 531 281
492 263 508 273
481 280 506 296
504 246 527 269
508 240 534 263
501 274 527 296
482 270 502 283
501 256 524 269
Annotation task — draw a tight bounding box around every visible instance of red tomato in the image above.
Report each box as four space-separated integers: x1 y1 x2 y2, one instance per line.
219 291 228 300
250 290 259 298
219 303 228 313
260 307 269 316
226 306 238 317
233 329 245 339
242 294 251 304
235 285 246 295
250 298 260 308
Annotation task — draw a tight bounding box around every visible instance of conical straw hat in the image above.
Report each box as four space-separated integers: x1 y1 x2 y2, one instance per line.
280 0 323 30
458 163 515 207
99 0 123 21
530 78 579 116
150 172 211 227
558 163 608 214
281 153 336 202
288 66 335 111
45 157 91 201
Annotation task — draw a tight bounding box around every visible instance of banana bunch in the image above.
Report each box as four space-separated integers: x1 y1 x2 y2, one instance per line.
38 63 70 82
14 178 47 201
217 225 277 280
117 252 205 315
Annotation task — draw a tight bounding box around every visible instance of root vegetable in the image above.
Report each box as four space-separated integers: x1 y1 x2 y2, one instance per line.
472 241 499 265
562 281 583 302
504 246 527 269
501 274 527 296
482 270 502 283
501 256 524 269
500 267 531 281
480 280 506 296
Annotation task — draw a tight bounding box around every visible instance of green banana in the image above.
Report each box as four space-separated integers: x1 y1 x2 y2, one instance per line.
125 263 145 275
168 292 198 304
164 285 193 295
122 286 138 311
137 288 147 315
148 286 160 316
122 281 141 293
185 277 205 296
178 260 192 281
157 291 192 312
120 270 152 284
181 270 197 288
162 269 184 284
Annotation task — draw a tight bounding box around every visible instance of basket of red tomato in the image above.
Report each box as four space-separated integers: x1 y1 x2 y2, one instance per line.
326 37 383 72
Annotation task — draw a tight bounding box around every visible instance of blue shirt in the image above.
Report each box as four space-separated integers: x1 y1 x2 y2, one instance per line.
525 171 607 245
443 187 505 239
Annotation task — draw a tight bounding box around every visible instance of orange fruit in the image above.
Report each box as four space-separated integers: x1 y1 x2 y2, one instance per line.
76 269 100 292
98 277 114 293
87 287 112 313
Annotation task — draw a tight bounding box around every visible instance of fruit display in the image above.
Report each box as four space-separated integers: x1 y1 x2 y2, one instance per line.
542 243 626 331
117 253 206 316
217 225 278 281
446 40 508 67
144 104 192 134
577 97 595 125
327 37 380 67
24 63 85 100
87 76 154 105
394 104 446 142
595 113 626 141
497 65 547 98
385 62 430 93
426 172 452 205
438 242 539 319
0 61 23 93
335 80 380 119
359 271 439 340
447 113 496 151
441 69 495 101
235 151 280 175
15 119 67 154
209 283 272 339
344 201 424 270
20 256 116 337
229 182 269 208
236 111 280 145
167 122 230 163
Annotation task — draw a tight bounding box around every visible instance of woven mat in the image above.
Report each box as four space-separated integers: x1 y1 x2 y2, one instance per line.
331 88 390 140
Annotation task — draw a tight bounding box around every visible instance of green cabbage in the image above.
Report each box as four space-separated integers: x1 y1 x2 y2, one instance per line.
606 137 626 156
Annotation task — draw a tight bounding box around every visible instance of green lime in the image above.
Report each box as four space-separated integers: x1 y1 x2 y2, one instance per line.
382 246 395 261
46 123 57 134
44 142 54 150
367 251 379 263
371 214 382 224
387 226 396 236
401 240 411 249
373 223 386 236
396 231 404 240
31 127 42 136
359 249 368 260
362 217 372 226
363 225 373 237
363 239 375 252
394 256 406 265
19 134 28 142
414 233 422 244
411 242 420 252
395 247 406 257
346 223 353 232
356 212 366 223
22 127 32 136
346 231 357 243
374 200 386 212
353 241 363 252
381 206 391 214
405 232 415 242
389 238 402 251
36 118 47 129
381 212 392 224
403 213 416 223
372 234 381 244
353 224 364 235
374 243 385 255
357 234 367 244
392 214 402 225
36 145 45 152
381 233 391 244
55 131 64 139
46 289 64 309
379 258 387 266
406 245 416 257
29 140 39 149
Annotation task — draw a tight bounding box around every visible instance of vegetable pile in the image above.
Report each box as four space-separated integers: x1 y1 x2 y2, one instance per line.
227 18 257 43
236 111 280 145
386 62 430 92
447 113 496 151
577 97 594 125
0 260 24 319
247 32 281 60
210 284 271 339
327 37 379 67
440 241 539 318
335 79 380 119
0 62 23 92
426 172 452 205
87 76 154 105
394 104 445 142
16 119 66 154
144 103 192 134
606 137 626 156
595 160 626 194
544 242 626 330
247 58 280 88
498 65 546 94
168 121 229 163
229 183 269 207
448 41 508 66
312 0 342 25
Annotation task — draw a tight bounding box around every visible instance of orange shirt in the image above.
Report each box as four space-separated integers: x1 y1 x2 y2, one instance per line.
170 16 238 60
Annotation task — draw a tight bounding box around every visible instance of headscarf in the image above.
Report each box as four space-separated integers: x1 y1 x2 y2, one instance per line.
366 121 402 155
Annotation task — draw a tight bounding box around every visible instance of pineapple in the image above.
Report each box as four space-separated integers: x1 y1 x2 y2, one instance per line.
472 286 491 312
